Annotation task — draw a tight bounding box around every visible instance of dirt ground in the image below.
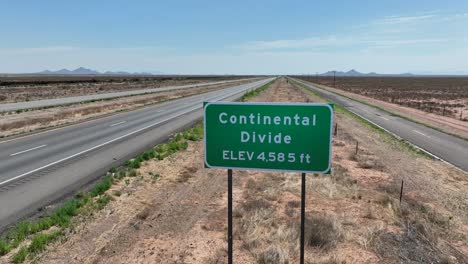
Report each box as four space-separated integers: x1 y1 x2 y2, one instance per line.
303 80 468 140
19 78 467 264
0 80 249 138
0 77 236 103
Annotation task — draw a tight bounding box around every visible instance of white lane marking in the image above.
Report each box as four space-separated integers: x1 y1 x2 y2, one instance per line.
110 121 126 127
0 79 274 187
10 145 47 157
379 116 390 121
413 130 430 137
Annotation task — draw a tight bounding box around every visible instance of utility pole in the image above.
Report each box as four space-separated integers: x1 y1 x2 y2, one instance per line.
316 72 318 83
333 71 336 87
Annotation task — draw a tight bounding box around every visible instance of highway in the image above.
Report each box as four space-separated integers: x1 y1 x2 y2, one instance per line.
0 77 274 229
0 77 259 112
292 78 468 172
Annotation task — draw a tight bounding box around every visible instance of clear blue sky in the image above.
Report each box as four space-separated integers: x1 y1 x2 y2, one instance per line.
1 0 468 74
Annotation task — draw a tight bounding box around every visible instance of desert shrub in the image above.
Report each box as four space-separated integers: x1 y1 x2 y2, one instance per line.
287 200 300 208
285 201 301 217
245 178 257 190
12 247 27 264
0 239 8 255
174 133 183 142
364 207 377 219
358 160 375 169
50 199 80 227
142 151 154 161
133 159 142 168
117 170 126 179
348 152 358 161
149 172 160 181
182 124 204 141
376 194 395 209
90 176 113 197
96 194 113 209
242 199 272 212
30 217 54 233
128 169 137 177
28 231 61 254
285 207 296 218
305 215 342 249
7 221 31 247
177 169 193 183
258 245 289 264
180 141 188 150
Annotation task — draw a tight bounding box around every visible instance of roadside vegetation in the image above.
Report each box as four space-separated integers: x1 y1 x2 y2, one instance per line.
0 124 204 263
240 80 274 102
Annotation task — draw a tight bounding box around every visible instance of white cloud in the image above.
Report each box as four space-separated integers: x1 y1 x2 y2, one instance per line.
6 46 80 54
375 11 468 25
376 14 437 25
232 11 468 53
232 36 446 51
233 36 345 50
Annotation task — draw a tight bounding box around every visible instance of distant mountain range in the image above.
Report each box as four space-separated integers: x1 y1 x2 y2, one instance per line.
319 69 413 77
36 67 162 75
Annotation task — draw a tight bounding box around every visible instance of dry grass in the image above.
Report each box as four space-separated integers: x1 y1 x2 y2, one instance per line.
257 245 290 264
305 215 343 250
236 168 301 262
235 168 349 263
363 207 377 220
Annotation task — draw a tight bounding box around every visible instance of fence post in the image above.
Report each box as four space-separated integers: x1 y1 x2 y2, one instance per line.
399 179 404 205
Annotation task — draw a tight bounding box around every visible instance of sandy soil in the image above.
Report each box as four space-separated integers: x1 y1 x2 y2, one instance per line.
0 80 249 138
309 82 468 139
17 78 467 264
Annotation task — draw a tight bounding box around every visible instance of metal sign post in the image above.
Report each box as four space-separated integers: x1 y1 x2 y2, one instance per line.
300 172 306 264
227 169 233 264
204 102 333 263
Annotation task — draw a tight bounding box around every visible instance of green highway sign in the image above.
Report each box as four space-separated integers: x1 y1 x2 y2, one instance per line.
204 102 333 173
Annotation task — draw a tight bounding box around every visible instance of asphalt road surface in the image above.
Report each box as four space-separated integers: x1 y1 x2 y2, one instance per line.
0 77 259 112
0 77 274 229
292 78 468 172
